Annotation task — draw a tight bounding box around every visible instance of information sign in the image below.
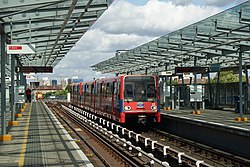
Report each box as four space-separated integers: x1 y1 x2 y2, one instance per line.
7 44 35 54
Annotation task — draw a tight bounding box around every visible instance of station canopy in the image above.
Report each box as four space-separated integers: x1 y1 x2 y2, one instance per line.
0 0 113 68
92 1 250 75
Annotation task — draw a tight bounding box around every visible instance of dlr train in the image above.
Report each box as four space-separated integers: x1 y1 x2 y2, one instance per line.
71 75 161 124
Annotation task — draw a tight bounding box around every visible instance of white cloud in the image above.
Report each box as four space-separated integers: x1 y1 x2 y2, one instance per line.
39 0 237 82
167 0 193 6
94 0 221 36
72 29 151 53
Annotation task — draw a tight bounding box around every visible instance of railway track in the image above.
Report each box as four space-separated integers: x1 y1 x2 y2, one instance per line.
140 126 250 167
46 101 249 166
47 101 214 166
46 102 138 167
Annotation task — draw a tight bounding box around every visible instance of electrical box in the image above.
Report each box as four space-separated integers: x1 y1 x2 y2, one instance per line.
15 86 25 103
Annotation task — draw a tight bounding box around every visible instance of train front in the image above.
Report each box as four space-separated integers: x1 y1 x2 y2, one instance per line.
120 75 160 123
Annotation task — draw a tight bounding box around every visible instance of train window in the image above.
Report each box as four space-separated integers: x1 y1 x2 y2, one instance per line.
102 83 105 98
114 81 120 100
124 76 156 102
106 83 109 98
91 84 94 94
106 82 113 97
124 84 134 101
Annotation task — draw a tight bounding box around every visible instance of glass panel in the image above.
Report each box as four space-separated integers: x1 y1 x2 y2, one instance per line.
124 76 156 102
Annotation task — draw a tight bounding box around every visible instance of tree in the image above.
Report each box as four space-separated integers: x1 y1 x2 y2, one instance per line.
65 84 72 93
211 71 246 83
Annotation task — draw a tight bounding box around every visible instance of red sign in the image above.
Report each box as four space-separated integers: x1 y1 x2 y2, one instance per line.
8 46 22 50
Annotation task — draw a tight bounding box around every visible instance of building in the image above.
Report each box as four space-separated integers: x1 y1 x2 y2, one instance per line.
51 80 57 85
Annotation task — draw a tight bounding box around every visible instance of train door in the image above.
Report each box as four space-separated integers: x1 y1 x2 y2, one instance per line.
77 84 80 104
114 80 120 118
85 84 90 106
90 83 94 107
81 83 85 106
84 84 86 106
111 80 115 115
103 82 111 113
93 82 96 111
99 82 103 112
79 82 83 106
95 82 100 111
106 82 113 114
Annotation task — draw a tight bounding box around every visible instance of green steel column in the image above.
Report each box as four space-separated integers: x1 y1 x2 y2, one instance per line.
239 49 243 117
165 64 169 108
10 54 15 122
194 57 197 111
207 70 213 106
244 64 249 114
1 33 6 135
215 71 220 108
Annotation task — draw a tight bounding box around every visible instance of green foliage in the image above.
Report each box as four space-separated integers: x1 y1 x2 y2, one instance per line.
211 71 246 83
44 84 71 98
54 89 68 96
65 84 72 93
171 80 179 85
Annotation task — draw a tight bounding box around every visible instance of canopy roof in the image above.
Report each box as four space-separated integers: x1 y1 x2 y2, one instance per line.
0 0 112 67
92 1 250 74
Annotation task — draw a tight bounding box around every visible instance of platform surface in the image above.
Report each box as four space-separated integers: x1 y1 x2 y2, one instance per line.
161 109 250 132
0 101 93 167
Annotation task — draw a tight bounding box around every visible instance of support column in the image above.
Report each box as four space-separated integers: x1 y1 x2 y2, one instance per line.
164 64 169 110
20 72 26 86
207 69 213 107
16 58 20 86
0 33 12 141
215 70 220 108
170 76 173 109
194 57 198 112
181 74 186 108
9 54 19 126
235 47 248 122
239 49 243 118
244 64 249 114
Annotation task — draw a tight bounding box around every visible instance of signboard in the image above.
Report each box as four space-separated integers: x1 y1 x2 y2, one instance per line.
175 67 208 74
210 64 220 72
190 85 202 102
15 86 25 103
159 71 172 76
7 44 35 54
16 66 53 73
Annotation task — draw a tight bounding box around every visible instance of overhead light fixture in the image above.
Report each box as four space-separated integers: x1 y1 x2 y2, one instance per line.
35 11 40 16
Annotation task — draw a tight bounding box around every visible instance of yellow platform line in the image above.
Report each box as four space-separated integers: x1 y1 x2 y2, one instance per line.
18 102 32 167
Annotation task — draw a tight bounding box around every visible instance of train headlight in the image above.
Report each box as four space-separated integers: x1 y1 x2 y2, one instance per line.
151 105 157 110
124 106 131 111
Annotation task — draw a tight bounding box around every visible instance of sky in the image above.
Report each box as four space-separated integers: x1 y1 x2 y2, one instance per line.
36 0 247 82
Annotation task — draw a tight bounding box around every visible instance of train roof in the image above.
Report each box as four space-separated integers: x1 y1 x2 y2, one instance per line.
72 74 156 86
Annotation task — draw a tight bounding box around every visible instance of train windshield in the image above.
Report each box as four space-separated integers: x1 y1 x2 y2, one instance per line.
124 76 156 102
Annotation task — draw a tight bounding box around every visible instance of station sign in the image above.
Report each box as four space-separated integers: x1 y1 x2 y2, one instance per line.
210 64 220 72
159 71 172 76
175 67 208 74
7 44 35 54
16 66 53 73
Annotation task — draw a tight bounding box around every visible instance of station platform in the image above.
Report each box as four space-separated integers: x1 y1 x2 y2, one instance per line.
0 101 93 167
161 109 250 133
161 108 250 159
